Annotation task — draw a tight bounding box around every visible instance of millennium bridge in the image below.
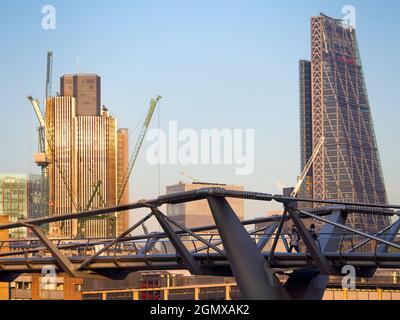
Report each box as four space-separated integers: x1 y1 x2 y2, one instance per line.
1 187 400 300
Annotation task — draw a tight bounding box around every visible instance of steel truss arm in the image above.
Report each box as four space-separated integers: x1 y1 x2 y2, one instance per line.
191 225 270 254
152 208 202 275
24 223 77 277
268 210 287 264
164 216 225 255
138 237 159 255
257 222 278 251
287 205 336 275
78 212 154 270
299 210 400 251
346 216 400 253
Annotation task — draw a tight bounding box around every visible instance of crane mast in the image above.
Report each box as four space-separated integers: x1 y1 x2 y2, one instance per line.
46 51 53 98
27 52 79 236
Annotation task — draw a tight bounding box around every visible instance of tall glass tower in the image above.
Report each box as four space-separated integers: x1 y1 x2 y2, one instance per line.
299 14 389 232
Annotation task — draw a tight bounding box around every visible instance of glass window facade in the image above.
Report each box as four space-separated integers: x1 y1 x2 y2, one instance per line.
299 14 389 233
0 174 43 239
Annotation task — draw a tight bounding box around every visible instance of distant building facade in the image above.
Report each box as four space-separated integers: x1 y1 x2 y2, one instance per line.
166 182 244 229
298 14 389 232
0 174 42 239
116 128 130 235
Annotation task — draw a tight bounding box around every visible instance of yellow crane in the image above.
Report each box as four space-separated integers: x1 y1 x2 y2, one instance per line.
117 95 162 204
290 137 325 197
179 171 200 182
84 181 106 211
114 96 161 236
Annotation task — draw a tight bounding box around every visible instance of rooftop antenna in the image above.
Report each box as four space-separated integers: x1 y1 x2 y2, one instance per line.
76 56 80 74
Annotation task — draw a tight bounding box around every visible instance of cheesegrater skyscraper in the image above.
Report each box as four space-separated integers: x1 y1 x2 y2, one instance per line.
299 14 389 233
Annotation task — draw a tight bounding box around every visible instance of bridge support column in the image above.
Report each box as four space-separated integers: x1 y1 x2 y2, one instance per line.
318 209 348 252
207 196 289 300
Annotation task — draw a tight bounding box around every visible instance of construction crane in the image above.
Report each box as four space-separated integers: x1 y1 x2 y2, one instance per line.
77 180 107 238
25 51 54 222
46 51 53 98
27 53 78 227
117 95 162 204
114 96 161 236
179 171 200 182
27 96 47 164
290 137 325 197
84 181 106 211
27 95 51 226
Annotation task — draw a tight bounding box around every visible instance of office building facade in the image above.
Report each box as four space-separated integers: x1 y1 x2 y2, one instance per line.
60 74 101 116
0 174 43 238
299 60 313 200
45 86 127 238
299 14 389 231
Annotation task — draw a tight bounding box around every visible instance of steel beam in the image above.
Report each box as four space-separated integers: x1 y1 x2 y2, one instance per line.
138 237 158 255
347 223 395 253
257 222 278 251
280 234 290 252
359 217 400 278
268 211 287 264
152 208 202 275
287 206 335 275
190 226 265 254
207 196 290 300
164 216 225 255
376 218 400 254
299 210 400 251
25 224 77 277
78 212 153 270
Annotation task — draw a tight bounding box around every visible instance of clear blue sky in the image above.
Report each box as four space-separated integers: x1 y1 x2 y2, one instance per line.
1 0 399 226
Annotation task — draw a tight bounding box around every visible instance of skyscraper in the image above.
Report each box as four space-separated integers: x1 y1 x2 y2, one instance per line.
116 128 130 235
46 76 129 238
299 60 313 200
60 74 101 116
299 14 389 232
